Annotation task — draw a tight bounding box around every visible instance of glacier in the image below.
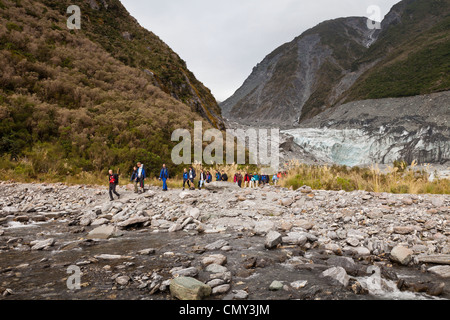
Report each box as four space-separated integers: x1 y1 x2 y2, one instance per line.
282 127 450 167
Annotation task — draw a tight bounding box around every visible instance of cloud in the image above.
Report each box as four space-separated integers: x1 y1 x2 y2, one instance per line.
121 0 401 101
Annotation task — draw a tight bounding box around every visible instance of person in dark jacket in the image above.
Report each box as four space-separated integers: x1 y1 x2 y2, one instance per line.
215 170 221 181
108 169 120 201
206 171 212 183
188 167 196 190
221 170 228 182
130 166 139 193
159 163 169 191
135 162 146 193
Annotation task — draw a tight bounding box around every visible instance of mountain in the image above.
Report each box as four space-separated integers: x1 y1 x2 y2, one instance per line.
221 0 450 127
0 0 221 179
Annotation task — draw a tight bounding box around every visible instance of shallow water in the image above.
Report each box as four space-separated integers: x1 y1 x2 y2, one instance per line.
0 219 448 300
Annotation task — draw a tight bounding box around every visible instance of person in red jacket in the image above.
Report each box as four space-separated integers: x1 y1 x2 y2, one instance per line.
244 172 251 188
108 169 120 201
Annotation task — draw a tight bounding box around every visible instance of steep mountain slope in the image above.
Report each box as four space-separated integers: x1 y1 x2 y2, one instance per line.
343 0 450 103
0 0 218 178
43 0 224 129
222 0 450 127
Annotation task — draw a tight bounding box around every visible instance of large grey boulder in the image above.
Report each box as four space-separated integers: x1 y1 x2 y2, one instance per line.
321 267 350 287
265 231 282 249
87 225 117 240
390 245 414 265
203 181 240 191
170 277 211 300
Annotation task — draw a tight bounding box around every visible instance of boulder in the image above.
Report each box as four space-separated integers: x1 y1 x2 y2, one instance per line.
117 216 149 229
87 225 117 240
321 267 350 287
416 254 450 265
390 245 414 265
170 277 211 300
265 231 282 249
205 264 228 274
428 266 450 278
203 181 240 191
170 267 199 278
202 254 227 266
30 238 55 250
205 239 229 251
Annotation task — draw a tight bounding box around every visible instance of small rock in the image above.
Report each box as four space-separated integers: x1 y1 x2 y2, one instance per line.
170 267 199 278
205 264 228 274
290 280 308 289
229 290 248 300
202 254 227 266
269 281 284 291
138 248 156 255
205 239 229 251
115 276 130 286
212 284 231 295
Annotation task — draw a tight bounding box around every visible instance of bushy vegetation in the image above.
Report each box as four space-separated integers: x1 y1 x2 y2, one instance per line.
345 0 450 102
0 0 217 181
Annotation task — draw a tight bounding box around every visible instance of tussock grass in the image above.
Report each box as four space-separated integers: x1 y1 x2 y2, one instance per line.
281 160 449 195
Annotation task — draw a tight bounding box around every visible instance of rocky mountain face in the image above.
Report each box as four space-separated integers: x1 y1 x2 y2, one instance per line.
222 0 449 165
221 0 449 127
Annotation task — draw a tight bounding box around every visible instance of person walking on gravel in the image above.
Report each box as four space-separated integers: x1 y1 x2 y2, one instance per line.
108 169 120 201
159 163 169 191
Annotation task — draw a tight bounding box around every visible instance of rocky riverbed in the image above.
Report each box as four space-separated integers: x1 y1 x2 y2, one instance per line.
0 181 449 300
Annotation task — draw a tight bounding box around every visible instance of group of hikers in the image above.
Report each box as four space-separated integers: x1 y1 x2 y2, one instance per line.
108 163 287 200
108 162 169 201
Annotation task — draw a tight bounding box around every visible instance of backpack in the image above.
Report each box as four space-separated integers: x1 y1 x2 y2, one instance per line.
113 174 119 185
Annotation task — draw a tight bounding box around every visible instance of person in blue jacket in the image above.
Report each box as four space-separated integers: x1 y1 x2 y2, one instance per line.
135 162 146 193
159 163 169 191
182 168 190 190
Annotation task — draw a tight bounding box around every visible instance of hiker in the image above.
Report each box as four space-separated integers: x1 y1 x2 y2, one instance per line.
108 169 120 201
198 169 206 189
159 163 169 191
130 166 139 193
244 172 251 188
215 170 221 181
272 173 279 185
136 162 146 193
237 172 243 188
206 171 212 183
221 170 228 182
233 173 238 185
182 168 190 190
188 167 196 190
250 172 259 188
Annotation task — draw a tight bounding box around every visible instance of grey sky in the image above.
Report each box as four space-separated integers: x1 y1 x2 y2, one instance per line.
121 0 401 102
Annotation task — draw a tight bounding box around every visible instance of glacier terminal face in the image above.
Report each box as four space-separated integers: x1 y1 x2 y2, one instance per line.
283 127 450 167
